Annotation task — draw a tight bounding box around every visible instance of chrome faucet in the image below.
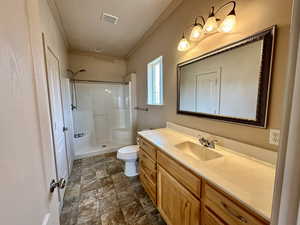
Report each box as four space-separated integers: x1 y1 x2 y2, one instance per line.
198 135 217 149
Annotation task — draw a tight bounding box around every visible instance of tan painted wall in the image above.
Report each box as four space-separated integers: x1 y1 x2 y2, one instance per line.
0 0 57 224
39 0 75 164
69 51 127 82
39 0 69 78
127 0 292 151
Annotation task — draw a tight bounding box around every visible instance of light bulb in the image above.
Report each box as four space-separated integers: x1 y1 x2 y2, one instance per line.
203 16 218 33
219 14 236 32
177 37 190 52
190 25 203 41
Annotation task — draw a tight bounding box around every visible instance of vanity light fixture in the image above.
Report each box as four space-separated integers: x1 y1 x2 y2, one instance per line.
218 3 237 33
203 7 218 33
177 1 237 51
190 16 205 41
177 33 191 51
190 24 203 40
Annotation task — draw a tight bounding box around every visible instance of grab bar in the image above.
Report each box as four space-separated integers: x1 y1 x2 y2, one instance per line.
134 107 149 111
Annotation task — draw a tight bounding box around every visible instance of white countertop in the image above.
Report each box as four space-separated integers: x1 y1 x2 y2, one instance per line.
138 128 275 221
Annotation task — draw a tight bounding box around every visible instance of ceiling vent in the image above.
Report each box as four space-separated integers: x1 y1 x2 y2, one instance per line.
102 13 119 24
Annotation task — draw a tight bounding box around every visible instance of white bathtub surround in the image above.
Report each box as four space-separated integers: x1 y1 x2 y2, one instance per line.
167 122 277 165
138 127 276 221
72 82 134 158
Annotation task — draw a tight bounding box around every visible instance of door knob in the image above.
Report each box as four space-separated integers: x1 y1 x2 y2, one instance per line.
49 178 66 193
63 127 68 132
50 179 58 193
58 178 66 189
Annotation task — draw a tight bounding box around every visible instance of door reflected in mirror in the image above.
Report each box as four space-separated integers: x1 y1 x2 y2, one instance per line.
177 26 276 127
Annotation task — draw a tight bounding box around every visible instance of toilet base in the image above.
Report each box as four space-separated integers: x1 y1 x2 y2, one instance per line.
124 161 138 177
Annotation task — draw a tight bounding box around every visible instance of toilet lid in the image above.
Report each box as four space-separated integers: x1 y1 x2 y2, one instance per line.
118 145 139 154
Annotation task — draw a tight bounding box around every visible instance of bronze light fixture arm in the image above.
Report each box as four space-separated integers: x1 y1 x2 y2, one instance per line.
208 6 216 18
194 15 206 27
215 1 236 17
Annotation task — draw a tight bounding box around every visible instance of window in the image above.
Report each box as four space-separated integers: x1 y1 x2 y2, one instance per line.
147 56 163 105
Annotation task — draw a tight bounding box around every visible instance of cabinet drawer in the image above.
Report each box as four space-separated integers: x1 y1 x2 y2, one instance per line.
139 137 157 160
157 151 201 198
203 183 268 225
202 207 226 225
139 150 157 184
140 168 156 205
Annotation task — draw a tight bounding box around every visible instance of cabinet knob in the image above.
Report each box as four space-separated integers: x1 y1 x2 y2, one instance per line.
221 202 247 223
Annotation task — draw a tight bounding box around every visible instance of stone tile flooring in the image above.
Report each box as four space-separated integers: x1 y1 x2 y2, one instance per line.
60 152 166 225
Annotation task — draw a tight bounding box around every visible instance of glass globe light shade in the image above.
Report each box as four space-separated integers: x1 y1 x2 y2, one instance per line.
177 37 190 51
219 14 236 32
190 25 203 41
203 16 218 33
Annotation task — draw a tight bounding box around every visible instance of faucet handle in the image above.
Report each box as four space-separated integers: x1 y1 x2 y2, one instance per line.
198 135 206 143
207 135 217 142
209 137 219 149
198 135 209 147
197 134 206 139
212 139 218 144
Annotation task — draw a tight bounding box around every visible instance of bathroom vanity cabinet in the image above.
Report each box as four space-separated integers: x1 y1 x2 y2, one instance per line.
138 136 270 225
139 154 157 203
158 165 200 225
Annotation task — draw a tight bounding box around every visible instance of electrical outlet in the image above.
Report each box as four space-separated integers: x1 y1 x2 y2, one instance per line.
269 129 280 146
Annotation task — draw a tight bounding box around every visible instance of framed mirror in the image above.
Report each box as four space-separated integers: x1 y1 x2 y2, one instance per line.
177 26 276 127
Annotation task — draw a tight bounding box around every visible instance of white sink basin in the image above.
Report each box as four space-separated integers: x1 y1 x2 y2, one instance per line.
174 141 223 161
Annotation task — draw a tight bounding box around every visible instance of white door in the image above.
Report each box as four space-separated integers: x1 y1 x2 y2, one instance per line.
44 43 69 203
196 71 221 115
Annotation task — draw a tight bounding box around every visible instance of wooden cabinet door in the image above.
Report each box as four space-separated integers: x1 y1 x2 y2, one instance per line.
157 166 200 225
202 207 226 225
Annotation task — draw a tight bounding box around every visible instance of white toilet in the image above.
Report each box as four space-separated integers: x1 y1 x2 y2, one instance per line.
117 145 139 177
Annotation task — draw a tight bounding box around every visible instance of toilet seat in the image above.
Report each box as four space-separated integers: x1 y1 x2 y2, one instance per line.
117 145 139 160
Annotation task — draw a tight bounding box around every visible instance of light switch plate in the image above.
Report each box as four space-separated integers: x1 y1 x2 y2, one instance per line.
269 129 280 146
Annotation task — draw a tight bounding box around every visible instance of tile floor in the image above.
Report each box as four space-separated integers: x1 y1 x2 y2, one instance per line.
60 152 166 225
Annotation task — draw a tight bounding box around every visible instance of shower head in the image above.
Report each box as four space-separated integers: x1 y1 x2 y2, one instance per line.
79 69 86 73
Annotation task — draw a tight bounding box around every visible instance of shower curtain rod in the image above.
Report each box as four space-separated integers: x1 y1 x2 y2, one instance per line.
71 79 129 85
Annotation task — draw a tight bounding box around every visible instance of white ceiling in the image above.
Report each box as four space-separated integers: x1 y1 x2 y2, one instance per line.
54 0 173 57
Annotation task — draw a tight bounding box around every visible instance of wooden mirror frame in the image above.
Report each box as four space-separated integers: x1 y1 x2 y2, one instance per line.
177 26 276 128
